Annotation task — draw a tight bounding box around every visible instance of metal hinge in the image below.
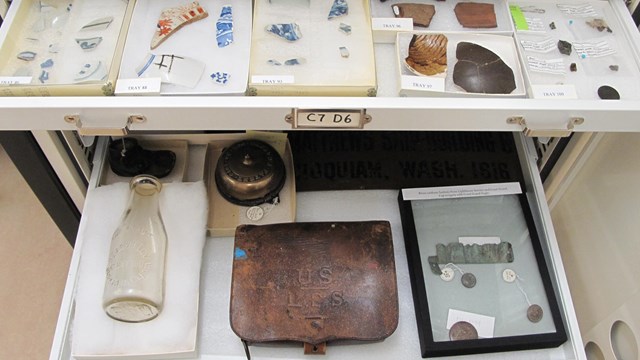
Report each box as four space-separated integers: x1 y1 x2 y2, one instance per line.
64 115 147 136
507 116 584 138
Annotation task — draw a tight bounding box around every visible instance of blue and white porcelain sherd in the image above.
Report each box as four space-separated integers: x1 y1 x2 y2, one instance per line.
265 23 302 41
211 71 230 84
216 5 234 48
328 0 348 20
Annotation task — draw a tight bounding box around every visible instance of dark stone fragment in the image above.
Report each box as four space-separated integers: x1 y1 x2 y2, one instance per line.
549 22 556 30
609 65 619 71
598 85 620 100
453 42 516 94
570 63 577 72
558 40 572 55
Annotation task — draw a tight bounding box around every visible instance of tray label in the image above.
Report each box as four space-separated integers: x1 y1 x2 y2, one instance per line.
532 84 578 99
252 75 295 84
115 78 161 94
401 76 445 92
371 17 413 31
0 76 32 85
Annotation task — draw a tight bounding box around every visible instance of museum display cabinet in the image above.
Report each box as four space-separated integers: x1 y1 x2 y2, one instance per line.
0 0 637 359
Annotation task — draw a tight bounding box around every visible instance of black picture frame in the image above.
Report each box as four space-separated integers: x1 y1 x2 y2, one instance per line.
398 187 567 358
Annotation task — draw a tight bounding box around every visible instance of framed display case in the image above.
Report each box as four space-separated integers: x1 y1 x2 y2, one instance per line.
398 183 567 357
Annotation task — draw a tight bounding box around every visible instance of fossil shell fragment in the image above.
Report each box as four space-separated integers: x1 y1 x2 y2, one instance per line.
405 34 448 76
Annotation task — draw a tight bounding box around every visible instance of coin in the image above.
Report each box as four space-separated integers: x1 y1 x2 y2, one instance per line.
449 321 478 341
527 304 543 323
461 272 476 288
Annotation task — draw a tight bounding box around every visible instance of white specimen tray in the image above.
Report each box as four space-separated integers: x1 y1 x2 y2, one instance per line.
117 0 251 95
510 0 640 100
397 32 527 97
370 0 514 43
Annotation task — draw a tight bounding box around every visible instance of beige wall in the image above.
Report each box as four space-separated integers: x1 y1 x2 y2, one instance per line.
551 133 640 360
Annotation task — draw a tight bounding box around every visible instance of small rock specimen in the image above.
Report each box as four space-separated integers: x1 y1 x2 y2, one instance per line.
453 42 516 94
151 1 208 50
392 3 436 27
570 63 577 72
609 65 619 71
557 40 572 55
454 2 497 28
265 23 302 41
549 22 556 30
405 34 448 76
267 59 282 66
586 18 612 33
598 85 620 100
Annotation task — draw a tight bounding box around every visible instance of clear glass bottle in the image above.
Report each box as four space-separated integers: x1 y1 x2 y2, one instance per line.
103 175 167 322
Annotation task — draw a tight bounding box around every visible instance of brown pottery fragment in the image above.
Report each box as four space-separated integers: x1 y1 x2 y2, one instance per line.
454 2 497 28
405 34 448 76
392 3 436 27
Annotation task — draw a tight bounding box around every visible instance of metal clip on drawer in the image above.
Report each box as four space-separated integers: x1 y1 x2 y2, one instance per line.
64 115 147 136
507 116 584 138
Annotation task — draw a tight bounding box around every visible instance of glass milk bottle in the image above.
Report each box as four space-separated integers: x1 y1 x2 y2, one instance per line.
103 175 168 322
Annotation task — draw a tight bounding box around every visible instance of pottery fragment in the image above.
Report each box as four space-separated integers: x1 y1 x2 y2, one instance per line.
265 23 302 41
454 2 497 28
392 3 436 27
453 42 516 94
404 34 447 76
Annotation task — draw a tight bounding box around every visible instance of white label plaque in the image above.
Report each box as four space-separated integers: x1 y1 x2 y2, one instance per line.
401 76 445 92
294 109 365 129
115 78 161 95
402 182 522 201
531 85 578 99
371 17 413 31
0 77 32 85
251 75 295 84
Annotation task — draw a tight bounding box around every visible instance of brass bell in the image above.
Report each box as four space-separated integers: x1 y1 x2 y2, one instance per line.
215 140 286 206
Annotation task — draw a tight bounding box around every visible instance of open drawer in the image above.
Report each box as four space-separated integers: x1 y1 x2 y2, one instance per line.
49 132 585 360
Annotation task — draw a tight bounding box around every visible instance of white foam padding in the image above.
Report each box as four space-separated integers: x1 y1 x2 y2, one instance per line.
72 181 208 359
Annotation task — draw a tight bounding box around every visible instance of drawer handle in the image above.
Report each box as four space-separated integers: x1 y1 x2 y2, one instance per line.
507 116 584 138
64 115 147 136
